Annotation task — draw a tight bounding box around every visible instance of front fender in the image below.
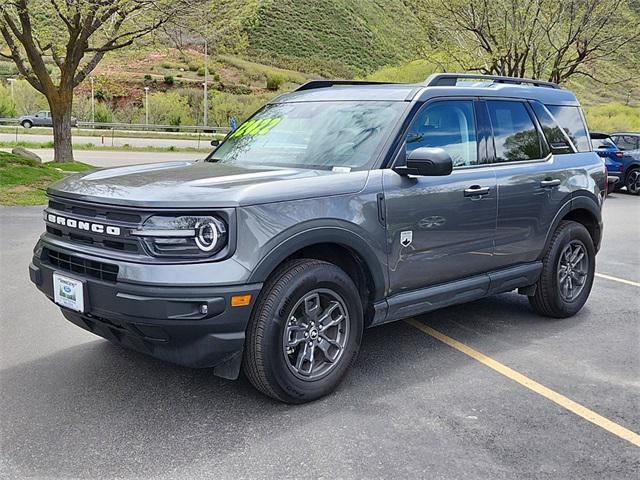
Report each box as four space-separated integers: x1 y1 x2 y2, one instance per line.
247 221 387 301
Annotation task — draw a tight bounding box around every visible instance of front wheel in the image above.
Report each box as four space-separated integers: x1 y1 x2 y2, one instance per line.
625 168 640 195
529 221 595 318
243 259 363 403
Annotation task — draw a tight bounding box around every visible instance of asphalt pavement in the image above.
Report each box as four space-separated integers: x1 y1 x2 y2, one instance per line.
0 193 638 479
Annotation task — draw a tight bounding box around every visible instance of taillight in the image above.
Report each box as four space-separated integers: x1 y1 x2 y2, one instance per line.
615 151 624 158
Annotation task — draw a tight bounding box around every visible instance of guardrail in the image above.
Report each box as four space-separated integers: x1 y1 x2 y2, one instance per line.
0 118 231 134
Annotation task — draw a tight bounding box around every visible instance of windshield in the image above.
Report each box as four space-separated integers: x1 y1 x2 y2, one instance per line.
208 101 406 170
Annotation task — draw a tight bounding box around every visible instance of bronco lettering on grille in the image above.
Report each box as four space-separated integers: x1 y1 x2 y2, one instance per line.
47 213 121 236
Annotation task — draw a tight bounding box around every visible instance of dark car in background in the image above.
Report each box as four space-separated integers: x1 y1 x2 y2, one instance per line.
610 132 640 195
590 132 625 193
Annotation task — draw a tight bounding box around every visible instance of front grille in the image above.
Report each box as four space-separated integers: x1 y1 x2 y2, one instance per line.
44 248 119 282
45 199 142 254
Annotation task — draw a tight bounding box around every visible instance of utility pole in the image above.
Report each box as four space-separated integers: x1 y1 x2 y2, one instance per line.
90 76 95 123
7 78 16 104
144 86 150 126
203 38 208 126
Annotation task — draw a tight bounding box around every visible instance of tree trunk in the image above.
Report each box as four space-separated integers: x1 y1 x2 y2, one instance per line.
48 90 74 163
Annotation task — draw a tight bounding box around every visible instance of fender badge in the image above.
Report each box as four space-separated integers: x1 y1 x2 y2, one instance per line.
400 231 413 247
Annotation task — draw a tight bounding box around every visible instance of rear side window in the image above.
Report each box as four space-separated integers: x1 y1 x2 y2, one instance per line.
545 105 590 152
530 102 574 154
487 100 545 162
593 137 616 149
406 100 478 167
611 135 639 151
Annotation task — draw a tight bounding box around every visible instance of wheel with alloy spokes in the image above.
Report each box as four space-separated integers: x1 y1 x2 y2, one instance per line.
625 168 640 195
529 220 595 318
243 259 363 403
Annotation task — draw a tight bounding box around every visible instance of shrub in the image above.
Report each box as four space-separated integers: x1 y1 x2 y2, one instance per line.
0 83 17 118
265 73 285 91
164 75 174 85
144 74 152 81
94 102 113 123
148 91 195 126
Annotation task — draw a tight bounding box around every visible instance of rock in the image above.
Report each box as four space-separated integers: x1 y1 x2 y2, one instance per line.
12 147 42 164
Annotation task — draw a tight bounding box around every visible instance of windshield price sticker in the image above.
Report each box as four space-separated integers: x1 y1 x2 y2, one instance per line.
230 118 282 138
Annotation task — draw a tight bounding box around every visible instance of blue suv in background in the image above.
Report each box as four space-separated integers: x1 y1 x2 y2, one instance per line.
591 132 625 193
610 132 640 195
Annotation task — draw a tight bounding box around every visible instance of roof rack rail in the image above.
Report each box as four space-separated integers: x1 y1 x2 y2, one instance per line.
424 73 560 89
295 80 398 92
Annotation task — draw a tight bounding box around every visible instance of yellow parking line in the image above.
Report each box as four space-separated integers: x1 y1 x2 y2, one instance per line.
405 318 640 448
595 273 640 288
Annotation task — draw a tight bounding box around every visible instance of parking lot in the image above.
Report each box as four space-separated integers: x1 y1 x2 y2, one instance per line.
1 193 638 479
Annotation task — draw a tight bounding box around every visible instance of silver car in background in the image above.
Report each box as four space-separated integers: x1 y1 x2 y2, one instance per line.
18 110 77 128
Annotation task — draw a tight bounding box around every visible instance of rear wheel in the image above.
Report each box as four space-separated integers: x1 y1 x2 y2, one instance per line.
243 259 363 403
21 120 32 129
529 221 595 318
625 168 640 195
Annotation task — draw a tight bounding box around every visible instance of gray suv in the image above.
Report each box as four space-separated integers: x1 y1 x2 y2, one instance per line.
29 74 606 403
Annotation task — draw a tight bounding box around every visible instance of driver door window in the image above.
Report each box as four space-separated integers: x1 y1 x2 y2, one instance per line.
405 100 478 167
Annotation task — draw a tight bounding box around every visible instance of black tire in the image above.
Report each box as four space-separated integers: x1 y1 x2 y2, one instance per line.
529 220 595 318
625 167 640 195
243 259 363 403
21 120 32 129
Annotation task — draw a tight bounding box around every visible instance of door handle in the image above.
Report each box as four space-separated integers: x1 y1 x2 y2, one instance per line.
540 179 561 188
464 185 491 197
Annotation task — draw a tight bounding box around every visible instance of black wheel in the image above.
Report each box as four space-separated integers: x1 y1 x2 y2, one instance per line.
243 259 363 403
21 120 32 129
529 221 595 318
625 168 640 195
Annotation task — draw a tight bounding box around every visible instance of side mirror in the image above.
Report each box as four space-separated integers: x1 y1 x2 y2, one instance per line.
394 147 453 176
210 139 220 147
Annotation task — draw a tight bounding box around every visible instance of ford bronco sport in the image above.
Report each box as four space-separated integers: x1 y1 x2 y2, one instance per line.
30 74 606 403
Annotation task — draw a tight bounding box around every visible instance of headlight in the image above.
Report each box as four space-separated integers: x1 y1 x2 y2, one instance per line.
132 215 227 257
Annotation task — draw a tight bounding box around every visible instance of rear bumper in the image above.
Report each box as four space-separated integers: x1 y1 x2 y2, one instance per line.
29 253 262 379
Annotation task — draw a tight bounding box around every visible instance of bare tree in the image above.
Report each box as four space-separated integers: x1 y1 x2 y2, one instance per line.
0 0 194 162
436 0 640 84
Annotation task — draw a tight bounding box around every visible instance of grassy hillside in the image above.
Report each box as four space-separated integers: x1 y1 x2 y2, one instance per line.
210 0 430 77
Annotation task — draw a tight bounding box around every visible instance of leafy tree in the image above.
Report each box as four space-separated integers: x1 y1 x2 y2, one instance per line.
0 0 193 162
434 0 640 84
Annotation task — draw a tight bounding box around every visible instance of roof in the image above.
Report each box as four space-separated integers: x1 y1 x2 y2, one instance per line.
273 74 580 106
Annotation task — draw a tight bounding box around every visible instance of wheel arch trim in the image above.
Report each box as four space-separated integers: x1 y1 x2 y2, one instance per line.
248 225 387 301
540 193 602 258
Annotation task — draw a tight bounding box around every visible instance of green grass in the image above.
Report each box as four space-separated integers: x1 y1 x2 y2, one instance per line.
0 152 93 206
583 103 640 133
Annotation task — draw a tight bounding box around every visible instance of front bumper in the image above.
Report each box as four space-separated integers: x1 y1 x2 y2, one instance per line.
29 249 262 379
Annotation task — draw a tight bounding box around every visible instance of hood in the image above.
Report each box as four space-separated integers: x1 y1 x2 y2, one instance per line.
47 161 369 208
